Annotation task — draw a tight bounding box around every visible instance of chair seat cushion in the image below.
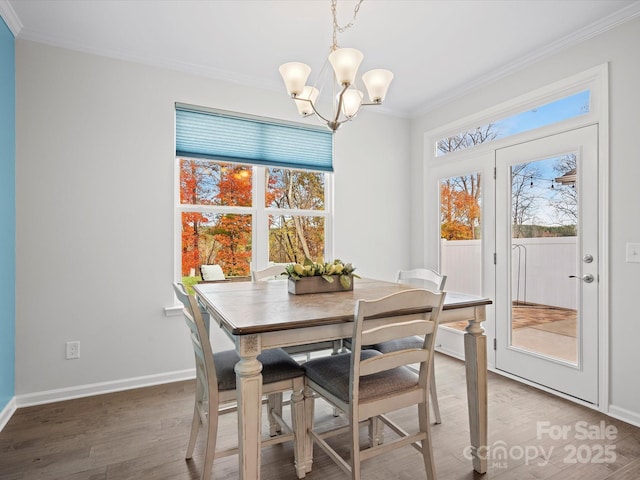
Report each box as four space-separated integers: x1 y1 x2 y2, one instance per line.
214 348 304 391
372 335 423 354
303 350 418 403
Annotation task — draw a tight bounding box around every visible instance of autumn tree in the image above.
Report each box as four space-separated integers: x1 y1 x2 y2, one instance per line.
437 125 495 240
268 169 325 263
180 159 209 276
180 160 326 277
440 181 481 240
210 165 252 276
180 160 253 278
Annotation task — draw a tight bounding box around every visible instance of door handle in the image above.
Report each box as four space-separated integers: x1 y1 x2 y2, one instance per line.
569 274 594 283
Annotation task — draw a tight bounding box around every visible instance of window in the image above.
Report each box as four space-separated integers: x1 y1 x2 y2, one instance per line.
175 106 332 287
266 168 326 263
436 90 590 157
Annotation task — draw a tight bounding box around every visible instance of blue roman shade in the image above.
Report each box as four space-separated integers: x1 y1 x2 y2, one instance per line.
176 105 333 172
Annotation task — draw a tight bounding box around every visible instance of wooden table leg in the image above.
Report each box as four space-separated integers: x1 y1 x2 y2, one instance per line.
303 385 315 474
290 379 307 479
235 334 263 480
464 306 488 474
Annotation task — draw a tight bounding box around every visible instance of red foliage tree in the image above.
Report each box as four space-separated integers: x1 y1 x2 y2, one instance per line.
212 166 252 276
180 159 208 276
440 182 481 240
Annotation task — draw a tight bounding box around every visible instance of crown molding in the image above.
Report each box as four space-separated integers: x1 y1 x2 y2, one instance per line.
7 1 639 120
412 2 640 117
0 0 22 37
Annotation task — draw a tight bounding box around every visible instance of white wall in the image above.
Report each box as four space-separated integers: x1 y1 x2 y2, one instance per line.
333 114 411 281
410 18 640 423
14 40 410 401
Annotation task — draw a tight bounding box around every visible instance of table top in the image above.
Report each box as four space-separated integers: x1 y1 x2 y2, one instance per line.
194 277 491 336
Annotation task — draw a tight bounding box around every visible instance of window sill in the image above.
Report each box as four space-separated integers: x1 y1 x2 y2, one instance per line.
164 305 183 317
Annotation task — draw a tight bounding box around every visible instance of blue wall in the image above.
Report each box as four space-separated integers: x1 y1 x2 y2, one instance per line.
0 16 16 412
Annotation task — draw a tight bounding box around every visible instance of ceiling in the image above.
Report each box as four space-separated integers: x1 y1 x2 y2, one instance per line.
4 0 640 117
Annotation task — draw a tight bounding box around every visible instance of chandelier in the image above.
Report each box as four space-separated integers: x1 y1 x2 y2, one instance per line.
279 0 393 132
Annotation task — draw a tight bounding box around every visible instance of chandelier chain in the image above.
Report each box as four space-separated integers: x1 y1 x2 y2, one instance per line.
331 0 364 50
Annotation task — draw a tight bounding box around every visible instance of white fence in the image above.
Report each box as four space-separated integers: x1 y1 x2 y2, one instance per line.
441 237 578 310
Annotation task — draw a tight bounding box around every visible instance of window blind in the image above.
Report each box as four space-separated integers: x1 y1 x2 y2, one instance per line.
176 105 333 172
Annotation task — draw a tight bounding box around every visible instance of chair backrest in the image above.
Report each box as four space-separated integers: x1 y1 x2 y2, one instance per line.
173 282 211 332
350 289 446 406
182 295 219 405
173 282 190 308
396 268 447 291
251 264 288 282
200 264 225 281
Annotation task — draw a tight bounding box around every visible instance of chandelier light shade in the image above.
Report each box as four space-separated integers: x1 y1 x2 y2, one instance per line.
362 68 394 103
294 86 319 116
341 88 364 118
279 0 393 131
328 47 364 85
278 62 311 96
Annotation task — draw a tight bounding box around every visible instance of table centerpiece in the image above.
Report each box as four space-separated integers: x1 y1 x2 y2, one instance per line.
285 257 359 294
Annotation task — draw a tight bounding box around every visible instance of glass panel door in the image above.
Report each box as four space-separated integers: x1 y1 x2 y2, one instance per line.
495 125 598 404
509 155 578 362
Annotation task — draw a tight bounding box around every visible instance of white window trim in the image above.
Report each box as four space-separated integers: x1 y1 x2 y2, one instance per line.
174 162 334 280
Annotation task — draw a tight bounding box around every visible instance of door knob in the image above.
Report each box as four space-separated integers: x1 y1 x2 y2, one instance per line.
569 274 594 283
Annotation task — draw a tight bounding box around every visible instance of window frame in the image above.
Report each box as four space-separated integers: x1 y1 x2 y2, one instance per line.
426 65 605 164
174 159 334 281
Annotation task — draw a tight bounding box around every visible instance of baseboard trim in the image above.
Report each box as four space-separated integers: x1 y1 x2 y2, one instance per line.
0 396 17 431
435 327 465 360
607 404 640 428
435 344 464 361
15 369 196 408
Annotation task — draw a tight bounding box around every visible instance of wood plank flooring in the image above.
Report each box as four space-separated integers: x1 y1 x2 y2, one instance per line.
1 354 639 479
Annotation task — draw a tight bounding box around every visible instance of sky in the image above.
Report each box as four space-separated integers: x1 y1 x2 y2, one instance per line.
495 90 590 139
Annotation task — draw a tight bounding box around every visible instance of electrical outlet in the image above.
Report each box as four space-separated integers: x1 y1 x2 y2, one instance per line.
66 341 80 359
626 243 640 263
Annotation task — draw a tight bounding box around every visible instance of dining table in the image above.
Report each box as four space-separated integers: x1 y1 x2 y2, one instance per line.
193 277 492 480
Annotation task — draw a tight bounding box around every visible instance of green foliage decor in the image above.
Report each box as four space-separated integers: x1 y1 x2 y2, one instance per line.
285 257 360 289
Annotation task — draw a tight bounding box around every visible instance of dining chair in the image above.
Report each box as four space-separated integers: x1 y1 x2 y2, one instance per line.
368 268 447 424
340 270 445 424
250 263 288 281
180 294 308 480
173 282 286 437
303 289 446 480
200 264 225 281
251 265 342 361
396 268 447 291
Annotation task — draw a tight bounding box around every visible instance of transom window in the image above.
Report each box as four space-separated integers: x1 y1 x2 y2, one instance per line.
436 90 590 157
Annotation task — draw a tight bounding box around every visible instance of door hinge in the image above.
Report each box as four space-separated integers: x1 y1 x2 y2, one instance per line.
494 167 497 179
494 252 497 264
493 338 497 350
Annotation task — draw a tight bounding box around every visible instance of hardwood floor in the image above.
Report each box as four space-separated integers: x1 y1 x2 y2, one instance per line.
2 354 639 479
